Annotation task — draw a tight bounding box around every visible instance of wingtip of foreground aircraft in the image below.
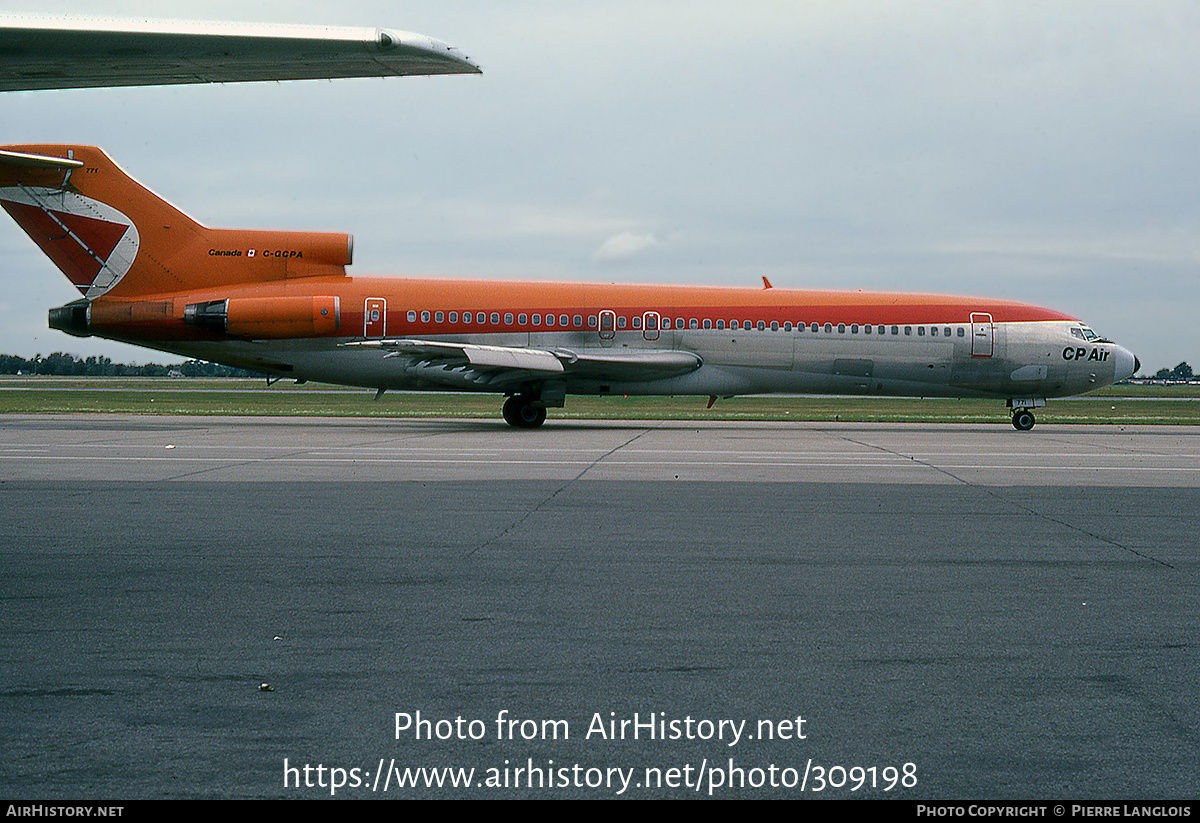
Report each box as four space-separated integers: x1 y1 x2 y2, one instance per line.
0 13 480 91
374 27 481 76
0 144 1141 432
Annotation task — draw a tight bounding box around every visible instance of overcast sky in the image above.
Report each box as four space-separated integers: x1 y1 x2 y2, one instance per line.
2 0 1197 373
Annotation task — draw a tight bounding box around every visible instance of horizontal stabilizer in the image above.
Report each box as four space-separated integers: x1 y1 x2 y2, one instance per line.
0 149 84 170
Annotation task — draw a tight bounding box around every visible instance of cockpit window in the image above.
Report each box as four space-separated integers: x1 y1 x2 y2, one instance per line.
1071 328 1085 340
1079 326 1098 341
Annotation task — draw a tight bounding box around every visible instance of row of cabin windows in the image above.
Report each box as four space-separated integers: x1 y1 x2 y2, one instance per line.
404 310 968 338
411 310 589 328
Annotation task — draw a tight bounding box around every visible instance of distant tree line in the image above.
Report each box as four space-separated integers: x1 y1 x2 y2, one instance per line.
0 352 263 378
1149 362 1193 381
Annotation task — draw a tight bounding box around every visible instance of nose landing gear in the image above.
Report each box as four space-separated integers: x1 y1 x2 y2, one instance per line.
1011 408 1036 431
1006 397 1044 432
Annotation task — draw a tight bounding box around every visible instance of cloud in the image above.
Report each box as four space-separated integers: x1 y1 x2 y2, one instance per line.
591 231 663 264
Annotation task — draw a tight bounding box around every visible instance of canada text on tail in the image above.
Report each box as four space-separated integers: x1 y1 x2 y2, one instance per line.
0 145 352 301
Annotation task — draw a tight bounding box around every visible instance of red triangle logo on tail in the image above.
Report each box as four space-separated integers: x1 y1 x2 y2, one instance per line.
0 187 140 297
2 202 129 291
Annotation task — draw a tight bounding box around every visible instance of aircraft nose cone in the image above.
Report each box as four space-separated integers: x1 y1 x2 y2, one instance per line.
1113 346 1138 383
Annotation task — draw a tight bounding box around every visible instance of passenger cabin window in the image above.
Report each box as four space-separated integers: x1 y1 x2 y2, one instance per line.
918 326 925 336
435 311 444 323
957 328 965 337
588 315 597 328
851 324 859 333
560 315 569 326
407 310 417 322
477 312 486 324
618 316 627 329
449 312 458 323
633 316 642 329
717 319 725 330
504 313 513 325
532 314 541 325
518 313 527 325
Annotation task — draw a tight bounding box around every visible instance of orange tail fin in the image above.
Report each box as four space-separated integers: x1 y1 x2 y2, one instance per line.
0 145 351 299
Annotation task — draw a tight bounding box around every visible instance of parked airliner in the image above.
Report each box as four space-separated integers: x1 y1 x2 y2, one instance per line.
0 144 1138 429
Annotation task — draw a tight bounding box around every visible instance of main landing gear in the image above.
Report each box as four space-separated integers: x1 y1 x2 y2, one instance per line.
502 395 547 429
1011 408 1036 431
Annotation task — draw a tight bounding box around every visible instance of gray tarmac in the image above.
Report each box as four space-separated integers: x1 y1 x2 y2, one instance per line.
1 415 1197 798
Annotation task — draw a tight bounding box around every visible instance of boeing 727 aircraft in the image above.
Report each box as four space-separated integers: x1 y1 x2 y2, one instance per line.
0 144 1138 429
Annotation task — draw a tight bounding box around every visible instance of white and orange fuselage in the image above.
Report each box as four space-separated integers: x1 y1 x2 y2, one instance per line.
1 144 1138 429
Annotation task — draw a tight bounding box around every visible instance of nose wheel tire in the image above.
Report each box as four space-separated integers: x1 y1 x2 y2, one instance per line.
502 395 547 429
1012 409 1036 431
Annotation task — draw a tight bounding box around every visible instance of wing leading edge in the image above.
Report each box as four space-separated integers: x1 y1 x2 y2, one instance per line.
345 339 703 389
0 14 480 92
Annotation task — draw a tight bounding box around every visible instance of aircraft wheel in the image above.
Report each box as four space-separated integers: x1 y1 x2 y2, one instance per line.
1012 409 1036 431
502 395 547 429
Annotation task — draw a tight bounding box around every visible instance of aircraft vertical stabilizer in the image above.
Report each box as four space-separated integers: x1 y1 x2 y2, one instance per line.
0 145 351 299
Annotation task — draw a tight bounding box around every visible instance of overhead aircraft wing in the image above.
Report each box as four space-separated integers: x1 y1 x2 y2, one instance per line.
345 339 703 389
0 14 479 92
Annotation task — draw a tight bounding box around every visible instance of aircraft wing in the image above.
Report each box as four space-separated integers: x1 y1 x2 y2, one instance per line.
345 339 703 389
0 14 479 92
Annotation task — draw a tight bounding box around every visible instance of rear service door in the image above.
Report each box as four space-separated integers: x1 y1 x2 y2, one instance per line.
365 298 386 338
